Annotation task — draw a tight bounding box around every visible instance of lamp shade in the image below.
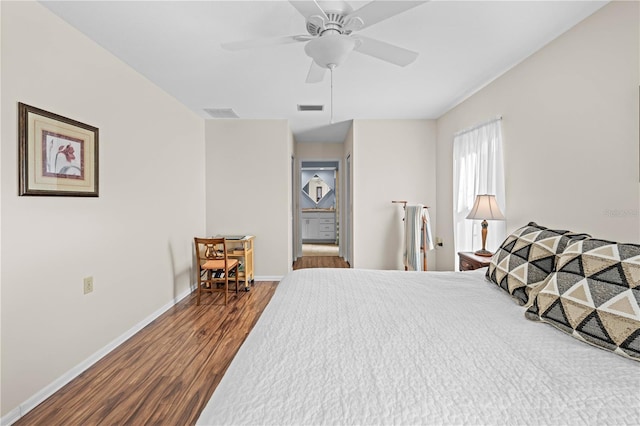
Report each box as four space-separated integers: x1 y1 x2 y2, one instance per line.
466 194 505 220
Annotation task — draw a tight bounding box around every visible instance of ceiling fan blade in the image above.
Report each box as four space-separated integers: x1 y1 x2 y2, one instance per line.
306 60 327 83
289 0 328 20
353 35 418 67
222 35 312 51
346 1 427 31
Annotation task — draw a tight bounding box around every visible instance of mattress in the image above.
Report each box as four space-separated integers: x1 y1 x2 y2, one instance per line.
197 268 640 425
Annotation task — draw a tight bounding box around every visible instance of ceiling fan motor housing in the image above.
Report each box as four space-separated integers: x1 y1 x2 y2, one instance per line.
306 12 350 36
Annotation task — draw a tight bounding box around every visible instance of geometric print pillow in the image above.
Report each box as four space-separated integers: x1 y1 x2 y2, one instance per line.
486 222 590 305
525 239 640 361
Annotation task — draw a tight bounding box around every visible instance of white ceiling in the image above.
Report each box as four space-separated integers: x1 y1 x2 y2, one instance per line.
41 0 607 143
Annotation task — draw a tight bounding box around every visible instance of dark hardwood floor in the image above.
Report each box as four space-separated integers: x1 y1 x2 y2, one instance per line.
15 282 278 426
16 257 347 425
292 256 350 269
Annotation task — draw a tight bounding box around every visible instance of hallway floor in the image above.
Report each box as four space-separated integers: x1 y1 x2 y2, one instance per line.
292 255 350 270
302 243 339 256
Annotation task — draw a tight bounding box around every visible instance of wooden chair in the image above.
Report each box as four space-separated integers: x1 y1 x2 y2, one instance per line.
194 237 239 306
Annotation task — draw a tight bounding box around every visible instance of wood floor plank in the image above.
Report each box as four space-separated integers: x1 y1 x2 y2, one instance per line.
292 255 350 269
15 282 278 426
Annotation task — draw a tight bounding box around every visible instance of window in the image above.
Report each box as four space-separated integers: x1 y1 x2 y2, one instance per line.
453 118 506 255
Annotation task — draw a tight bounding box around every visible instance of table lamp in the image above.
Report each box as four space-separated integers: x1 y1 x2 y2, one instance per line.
466 194 505 257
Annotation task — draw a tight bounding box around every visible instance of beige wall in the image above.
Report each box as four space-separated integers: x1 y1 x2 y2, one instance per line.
1 1 205 418
436 1 640 271
351 119 437 270
205 119 293 278
296 142 345 159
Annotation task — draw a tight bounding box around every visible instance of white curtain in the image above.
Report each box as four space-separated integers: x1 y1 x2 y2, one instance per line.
453 118 506 255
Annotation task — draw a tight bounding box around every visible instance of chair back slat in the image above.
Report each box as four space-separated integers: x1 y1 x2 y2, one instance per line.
195 237 227 264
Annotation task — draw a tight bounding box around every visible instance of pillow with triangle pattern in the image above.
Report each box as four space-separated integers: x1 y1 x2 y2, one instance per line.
525 238 640 361
485 222 590 305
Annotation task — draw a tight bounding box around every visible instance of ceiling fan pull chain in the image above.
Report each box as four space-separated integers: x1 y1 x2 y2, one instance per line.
330 65 334 124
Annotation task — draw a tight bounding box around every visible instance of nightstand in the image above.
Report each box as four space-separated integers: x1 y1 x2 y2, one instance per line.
458 251 492 271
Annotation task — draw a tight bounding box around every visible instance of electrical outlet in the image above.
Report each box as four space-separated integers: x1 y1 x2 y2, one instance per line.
83 276 94 294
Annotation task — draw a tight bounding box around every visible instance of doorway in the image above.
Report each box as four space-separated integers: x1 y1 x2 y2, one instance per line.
296 160 343 265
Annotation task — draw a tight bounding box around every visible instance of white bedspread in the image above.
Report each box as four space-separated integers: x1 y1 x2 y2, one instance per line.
197 268 640 425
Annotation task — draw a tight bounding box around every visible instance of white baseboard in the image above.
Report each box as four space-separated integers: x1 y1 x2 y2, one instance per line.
254 275 283 281
1 287 193 426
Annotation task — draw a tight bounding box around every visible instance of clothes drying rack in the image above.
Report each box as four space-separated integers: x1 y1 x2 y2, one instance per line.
392 200 429 271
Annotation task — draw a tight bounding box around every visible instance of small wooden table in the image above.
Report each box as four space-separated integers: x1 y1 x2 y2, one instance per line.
458 251 492 271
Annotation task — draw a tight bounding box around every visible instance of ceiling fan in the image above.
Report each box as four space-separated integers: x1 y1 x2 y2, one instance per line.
222 1 428 83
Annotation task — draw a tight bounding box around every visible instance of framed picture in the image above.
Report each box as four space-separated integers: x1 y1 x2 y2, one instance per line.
18 103 99 196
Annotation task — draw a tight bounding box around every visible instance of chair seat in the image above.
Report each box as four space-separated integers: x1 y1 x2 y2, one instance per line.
202 258 239 271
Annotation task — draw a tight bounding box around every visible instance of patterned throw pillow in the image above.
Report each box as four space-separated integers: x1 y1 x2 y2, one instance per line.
486 222 590 305
526 239 640 361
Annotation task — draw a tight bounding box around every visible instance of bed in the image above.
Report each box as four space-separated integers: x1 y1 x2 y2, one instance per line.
198 220 640 425
197 266 639 425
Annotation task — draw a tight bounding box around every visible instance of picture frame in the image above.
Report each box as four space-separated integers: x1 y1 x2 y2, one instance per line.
18 103 99 197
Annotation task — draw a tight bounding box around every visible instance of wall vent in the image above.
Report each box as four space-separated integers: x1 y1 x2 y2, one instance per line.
204 108 239 118
297 104 324 112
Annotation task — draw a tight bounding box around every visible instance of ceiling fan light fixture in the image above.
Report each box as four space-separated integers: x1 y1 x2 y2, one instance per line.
304 34 357 69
